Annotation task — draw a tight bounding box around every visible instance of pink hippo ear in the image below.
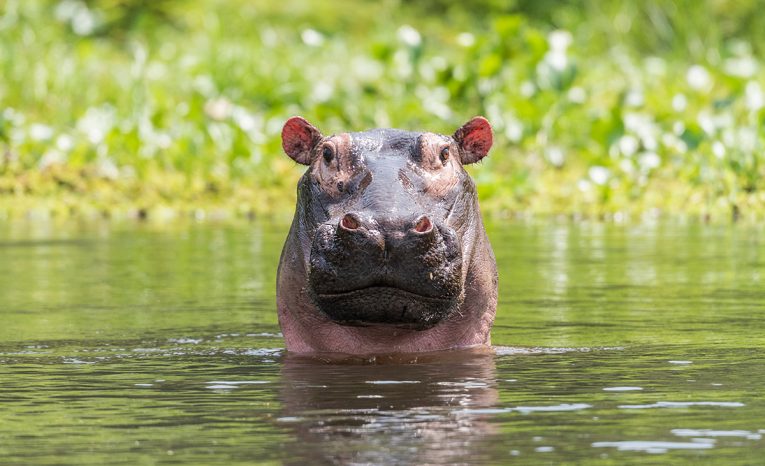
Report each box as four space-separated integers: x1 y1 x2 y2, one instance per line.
281 116 323 165
453 116 493 164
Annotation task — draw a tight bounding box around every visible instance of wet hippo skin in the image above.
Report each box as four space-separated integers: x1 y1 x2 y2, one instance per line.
277 117 497 354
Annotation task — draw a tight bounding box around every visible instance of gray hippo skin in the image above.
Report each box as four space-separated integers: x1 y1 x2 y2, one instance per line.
276 116 498 354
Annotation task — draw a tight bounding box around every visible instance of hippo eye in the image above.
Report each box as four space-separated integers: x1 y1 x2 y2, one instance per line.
439 146 450 165
322 145 334 164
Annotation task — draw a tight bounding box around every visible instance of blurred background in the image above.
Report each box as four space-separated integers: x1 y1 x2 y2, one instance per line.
1 0 764 221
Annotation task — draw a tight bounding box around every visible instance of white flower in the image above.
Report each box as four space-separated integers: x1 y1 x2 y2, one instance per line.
546 146 565 167
645 57 666 76
204 98 232 121
745 81 764 111
544 50 568 71
588 166 610 185
672 94 687 112
311 81 334 103
568 87 586 103
686 65 712 91
397 25 421 47
55 0 100 36
577 179 592 192
737 127 758 153
393 50 412 78
712 141 725 159
416 86 451 118
231 107 257 132
520 81 535 97
661 133 687 153
638 152 661 170
625 90 644 107
39 150 66 169
29 124 54 141
697 110 715 135
504 116 523 143
301 29 324 47
548 30 572 52
618 135 639 157
56 134 74 151
77 105 115 144
456 32 475 47
723 56 758 78
619 159 634 175
673 121 685 135
623 113 657 150
352 57 383 82
97 157 119 180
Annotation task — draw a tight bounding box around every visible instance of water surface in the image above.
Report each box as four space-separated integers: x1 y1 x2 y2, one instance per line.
0 220 763 464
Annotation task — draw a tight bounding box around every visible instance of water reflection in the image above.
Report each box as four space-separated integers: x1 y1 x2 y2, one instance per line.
278 349 499 465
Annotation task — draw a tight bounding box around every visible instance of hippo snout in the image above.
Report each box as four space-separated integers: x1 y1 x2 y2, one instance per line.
336 212 437 250
340 212 434 236
307 213 463 329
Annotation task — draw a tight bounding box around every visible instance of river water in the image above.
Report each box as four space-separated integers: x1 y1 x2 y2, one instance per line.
0 220 763 464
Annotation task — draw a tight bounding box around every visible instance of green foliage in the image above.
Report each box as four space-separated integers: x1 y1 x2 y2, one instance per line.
0 0 764 221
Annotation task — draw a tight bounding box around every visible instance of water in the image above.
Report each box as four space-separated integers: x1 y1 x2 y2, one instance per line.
0 220 763 465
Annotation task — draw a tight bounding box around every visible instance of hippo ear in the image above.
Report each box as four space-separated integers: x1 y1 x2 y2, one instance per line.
453 116 493 164
282 116 323 165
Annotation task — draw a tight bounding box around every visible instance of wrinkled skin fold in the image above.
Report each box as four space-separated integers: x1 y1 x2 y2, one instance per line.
277 117 498 354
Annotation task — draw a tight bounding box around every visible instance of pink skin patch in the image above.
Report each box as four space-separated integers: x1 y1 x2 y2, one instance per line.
282 116 321 165
454 117 493 164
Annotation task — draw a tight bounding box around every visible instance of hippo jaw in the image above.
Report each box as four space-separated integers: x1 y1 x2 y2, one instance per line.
306 217 464 330
312 285 460 330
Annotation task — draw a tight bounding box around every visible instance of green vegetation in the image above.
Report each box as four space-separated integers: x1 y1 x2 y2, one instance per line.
1 0 764 221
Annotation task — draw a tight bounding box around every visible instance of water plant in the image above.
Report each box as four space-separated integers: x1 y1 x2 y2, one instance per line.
1 0 763 221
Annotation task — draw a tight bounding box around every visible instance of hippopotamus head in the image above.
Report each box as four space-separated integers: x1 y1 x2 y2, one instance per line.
277 117 498 354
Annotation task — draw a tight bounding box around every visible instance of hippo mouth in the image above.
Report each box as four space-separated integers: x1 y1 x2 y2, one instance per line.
313 285 457 330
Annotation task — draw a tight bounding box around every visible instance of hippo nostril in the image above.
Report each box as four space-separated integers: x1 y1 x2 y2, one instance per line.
413 215 433 234
340 213 361 231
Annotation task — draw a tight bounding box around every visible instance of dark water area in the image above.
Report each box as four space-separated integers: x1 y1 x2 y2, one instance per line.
0 220 763 465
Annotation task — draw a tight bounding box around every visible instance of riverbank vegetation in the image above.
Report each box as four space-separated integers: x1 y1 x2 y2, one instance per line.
1 0 764 222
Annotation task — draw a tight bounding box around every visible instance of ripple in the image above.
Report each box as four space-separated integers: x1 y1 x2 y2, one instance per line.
435 381 489 388
207 380 270 385
454 408 511 415
365 380 421 385
672 429 762 440
494 346 622 356
243 348 284 357
603 386 643 391
516 403 592 413
205 380 270 390
455 403 591 415
592 440 715 453
168 338 203 344
62 358 95 364
206 384 236 390
619 401 745 409
276 416 305 423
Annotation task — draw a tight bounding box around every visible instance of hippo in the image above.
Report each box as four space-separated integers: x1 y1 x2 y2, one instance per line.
276 116 497 354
